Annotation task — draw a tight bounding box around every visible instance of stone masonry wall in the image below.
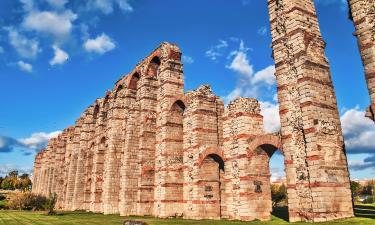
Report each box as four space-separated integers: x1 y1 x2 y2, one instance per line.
268 0 353 222
32 40 353 222
349 0 375 121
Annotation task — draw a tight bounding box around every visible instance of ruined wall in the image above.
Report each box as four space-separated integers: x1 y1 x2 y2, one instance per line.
349 0 375 121
32 40 353 222
268 0 353 222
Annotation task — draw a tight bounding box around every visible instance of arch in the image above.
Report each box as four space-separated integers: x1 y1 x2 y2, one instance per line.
171 100 186 114
114 85 123 99
246 134 282 158
198 147 224 168
93 104 100 120
146 56 161 77
128 72 140 90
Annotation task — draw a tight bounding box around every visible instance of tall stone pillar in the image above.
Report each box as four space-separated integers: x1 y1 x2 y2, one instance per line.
348 0 375 121
101 93 124 215
136 65 158 216
182 85 224 220
72 117 88 210
55 131 68 209
119 85 140 216
268 0 353 221
154 43 185 218
64 126 79 210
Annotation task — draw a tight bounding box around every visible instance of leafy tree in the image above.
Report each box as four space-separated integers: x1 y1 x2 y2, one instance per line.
8 171 18 178
362 181 375 196
271 184 287 207
350 181 361 197
43 193 57 215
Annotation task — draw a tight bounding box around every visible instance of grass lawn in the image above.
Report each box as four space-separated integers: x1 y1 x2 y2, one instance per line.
0 206 373 225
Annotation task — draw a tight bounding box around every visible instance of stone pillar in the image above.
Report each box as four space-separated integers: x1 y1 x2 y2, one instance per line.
222 98 266 221
72 117 88 210
32 151 42 194
137 67 158 216
102 89 126 215
119 85 140 216
349 0 375 121
90 99 107 213
64 127 79 210
182 85 224 220
268 0 353 221
55 131 68 209
154 43 185 218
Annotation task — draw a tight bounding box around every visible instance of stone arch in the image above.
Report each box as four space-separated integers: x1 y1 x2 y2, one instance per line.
93 104 100 120
146 56 161 77
196 152 225 219
128 72 140 90
198 147 224 168
170 99 186 114
114 84 124 99
245 134 285 221
246 134 282 157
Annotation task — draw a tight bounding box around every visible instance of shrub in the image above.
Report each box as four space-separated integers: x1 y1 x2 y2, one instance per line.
363 196 374 204
0 194 6 201
43 193 57 215
6 192 48 211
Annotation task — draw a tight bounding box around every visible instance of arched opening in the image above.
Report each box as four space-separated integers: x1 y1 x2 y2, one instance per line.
252 144 287 221
114 85 123 99
128 72 140 90
93 105 99 120
146 56 161 77
198 154 225 219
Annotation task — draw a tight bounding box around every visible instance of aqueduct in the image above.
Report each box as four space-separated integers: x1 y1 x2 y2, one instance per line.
32 0 374 222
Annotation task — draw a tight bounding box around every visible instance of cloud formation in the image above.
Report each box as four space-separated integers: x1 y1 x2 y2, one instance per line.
23 10 77 40
0 131 61 155
0 164 33 177
50 45 69 65
83 33 116 54
182 55 194 64
205 40 228 61
5 27 41 59
341 107 375 154
17 60 33 73
87 0 134 14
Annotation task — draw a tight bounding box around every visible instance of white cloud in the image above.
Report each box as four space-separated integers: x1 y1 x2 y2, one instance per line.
5 27 41 59
19 131 61 149
17 60 33 73
23 10 77 40
20 0 34 12
251 65 275 85
260 101 280 133
226 40 253 75
46 0 68 9
257 26 267 36
83 33 116 54
116 0 133 12
87 0 133 14
341 107 375 152
182 55 194 64
49 45 69 65
205 40 228 61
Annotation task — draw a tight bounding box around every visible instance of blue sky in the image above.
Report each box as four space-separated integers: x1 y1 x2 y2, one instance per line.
0 0 374 180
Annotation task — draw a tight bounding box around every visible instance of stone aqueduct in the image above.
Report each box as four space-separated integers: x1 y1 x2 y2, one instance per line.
32 0 374 222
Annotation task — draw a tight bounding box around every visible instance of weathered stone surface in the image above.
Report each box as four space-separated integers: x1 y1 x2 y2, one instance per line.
32 39 353 222
268 0 354 222
349 0 375 122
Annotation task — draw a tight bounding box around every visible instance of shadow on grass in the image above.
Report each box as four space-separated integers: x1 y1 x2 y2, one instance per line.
354 205 375 219
271 206 289 222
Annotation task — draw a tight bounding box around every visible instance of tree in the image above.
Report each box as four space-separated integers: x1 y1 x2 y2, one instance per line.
0 176 3 187
271 184 287 207
350 181 362 197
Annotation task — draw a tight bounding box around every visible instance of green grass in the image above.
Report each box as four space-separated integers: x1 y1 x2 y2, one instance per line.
0 207 373 225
